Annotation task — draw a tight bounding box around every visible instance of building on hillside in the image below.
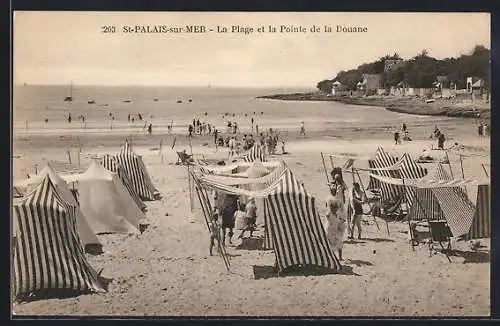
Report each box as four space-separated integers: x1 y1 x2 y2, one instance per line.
357 74 383 95
466 77 486 95
331 80 351 96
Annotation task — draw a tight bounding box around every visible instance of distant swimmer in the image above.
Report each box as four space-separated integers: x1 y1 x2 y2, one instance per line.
44 118 48 123
67 113 72 123
148 123 152 135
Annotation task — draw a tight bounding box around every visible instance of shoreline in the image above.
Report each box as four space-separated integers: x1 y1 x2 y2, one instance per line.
256 93 491 119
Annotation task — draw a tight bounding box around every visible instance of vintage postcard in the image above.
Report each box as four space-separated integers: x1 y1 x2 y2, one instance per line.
12 11 491 317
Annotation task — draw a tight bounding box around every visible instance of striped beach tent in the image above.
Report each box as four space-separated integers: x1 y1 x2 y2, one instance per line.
115 141 159 201
398 153 428 209
466 184 491 240
13 175 106 300
101 154 147 212
242 144 267 162
370 147 404 202
12 164 102 253
196 162 341 273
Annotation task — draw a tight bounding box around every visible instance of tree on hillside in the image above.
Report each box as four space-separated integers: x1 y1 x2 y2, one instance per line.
316 79 334 93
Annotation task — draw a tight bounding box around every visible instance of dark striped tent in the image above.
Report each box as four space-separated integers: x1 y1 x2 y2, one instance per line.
370 147 403 202
101 154 147 211
242 144 267 162
466 184 490 240
398 153 428 209
196 163 341 274
115 141 159 201
12 175 105 299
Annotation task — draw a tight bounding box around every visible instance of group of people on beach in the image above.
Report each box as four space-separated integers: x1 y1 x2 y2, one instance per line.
477 122 490 138
393 123 412 145
188 118 215 137
208 192 258 255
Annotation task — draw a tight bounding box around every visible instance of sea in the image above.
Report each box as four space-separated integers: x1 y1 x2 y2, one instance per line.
13 85 455 136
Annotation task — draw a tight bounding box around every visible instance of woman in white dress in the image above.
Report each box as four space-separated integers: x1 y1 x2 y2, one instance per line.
325 186 347 261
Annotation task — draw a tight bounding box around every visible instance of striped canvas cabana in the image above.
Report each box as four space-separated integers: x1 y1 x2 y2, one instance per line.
115 141 159 201
369 147 404 202
365 168 482 238
12 175 106 300
241 144 267 162
101 154 147 211
196 162 341 274
398 153 428 209
466 184 491 240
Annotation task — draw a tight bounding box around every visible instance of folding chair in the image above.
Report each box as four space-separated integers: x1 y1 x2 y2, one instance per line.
428 220 453 262
381 194 405 220
176 151 194 165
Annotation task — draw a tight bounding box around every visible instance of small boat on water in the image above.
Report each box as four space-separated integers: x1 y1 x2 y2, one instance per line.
177 100 182 103
88 99 95 104
123 99 132 103
188 99 192 103
153 98 158 101
64 81 73 102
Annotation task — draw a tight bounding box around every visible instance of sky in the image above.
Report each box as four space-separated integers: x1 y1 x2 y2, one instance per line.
13 12 490 88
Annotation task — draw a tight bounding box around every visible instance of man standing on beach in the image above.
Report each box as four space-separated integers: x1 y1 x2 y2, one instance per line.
299 122 306 136
349 182 365 240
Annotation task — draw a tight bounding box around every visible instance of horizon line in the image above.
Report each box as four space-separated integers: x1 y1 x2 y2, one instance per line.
13 83 316 89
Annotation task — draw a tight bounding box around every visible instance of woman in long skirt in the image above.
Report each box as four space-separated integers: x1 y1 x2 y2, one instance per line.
325 186 347 260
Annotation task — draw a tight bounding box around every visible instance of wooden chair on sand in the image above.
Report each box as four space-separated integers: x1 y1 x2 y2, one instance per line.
428 220 453 262
176 151 194 165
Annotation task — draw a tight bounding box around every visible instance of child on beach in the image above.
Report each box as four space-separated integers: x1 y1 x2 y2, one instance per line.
209 208 222 256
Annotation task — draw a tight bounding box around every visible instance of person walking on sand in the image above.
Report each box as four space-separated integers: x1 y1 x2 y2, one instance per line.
228 136 236 157
220 194 238 245
237 197 258 239
478 123 484 138
188 124 194 137
325 186 347 260
438 132 445 150
349 182 365 240
208 207 222 256
147 123 152 135
299 121 306 136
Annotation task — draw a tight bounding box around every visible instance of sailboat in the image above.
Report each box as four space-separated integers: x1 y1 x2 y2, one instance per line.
64 81 73 102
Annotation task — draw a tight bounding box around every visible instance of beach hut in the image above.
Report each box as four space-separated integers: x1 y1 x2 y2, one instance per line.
12 163 102 253
69 161 148 234
195 161 341 274
101 154 147 212
466 183 491 240
12 175 106 300
115 140 160 201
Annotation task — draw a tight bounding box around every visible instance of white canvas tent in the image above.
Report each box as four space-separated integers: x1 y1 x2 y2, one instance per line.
71 161 148 234
12 163 102 252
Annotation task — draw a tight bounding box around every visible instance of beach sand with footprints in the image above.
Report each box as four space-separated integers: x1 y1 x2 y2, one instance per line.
12 116 490 317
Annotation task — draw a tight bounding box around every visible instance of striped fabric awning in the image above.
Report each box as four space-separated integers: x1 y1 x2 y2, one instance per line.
370 147 403 202
398 153 428 210
238 144 266 162
115 141 159 201
195 162 341 273
364 172 489 189
431 187 476 237
466 184 491 240
13 175 105 299
101 154 146 211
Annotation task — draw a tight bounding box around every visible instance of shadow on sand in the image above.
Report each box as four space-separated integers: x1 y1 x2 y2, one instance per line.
253 264 360 280
362 237 395 243
448 249 491 264
346 259 373 267
236 237 265 251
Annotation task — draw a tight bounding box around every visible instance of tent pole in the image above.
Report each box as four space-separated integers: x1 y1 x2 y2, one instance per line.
329 155 335 172
355 169 381 232
187 164 194 212
459 154 468 194
320 152 331 185
481 164 489 178
402 178 414 251
444 150 454 179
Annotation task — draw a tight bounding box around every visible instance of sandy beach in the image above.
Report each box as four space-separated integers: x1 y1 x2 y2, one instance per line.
12 114 490 317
